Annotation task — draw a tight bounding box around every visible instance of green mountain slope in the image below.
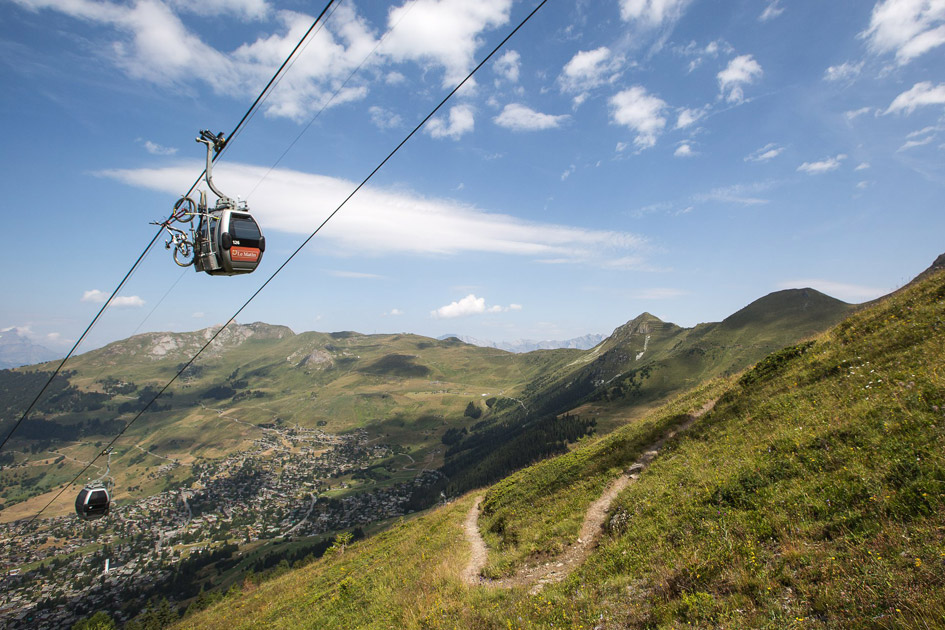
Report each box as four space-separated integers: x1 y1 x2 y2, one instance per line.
438 288 853 496
0 328 576 519
180 269 945 629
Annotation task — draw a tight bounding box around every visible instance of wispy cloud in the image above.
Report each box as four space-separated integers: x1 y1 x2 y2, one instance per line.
694 181 773 205
745 142 784 162
102 162 650 268
797 154 846 174
369 106 402 130
674 106 707 129
326 270 386 279
759 0 784 22
141 139 178 155
844 107 874 121
823 61 864 82
885 81 945 115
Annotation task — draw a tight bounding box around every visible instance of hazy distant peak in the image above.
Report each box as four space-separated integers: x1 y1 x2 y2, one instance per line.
437 333 606 353
0 329 60 369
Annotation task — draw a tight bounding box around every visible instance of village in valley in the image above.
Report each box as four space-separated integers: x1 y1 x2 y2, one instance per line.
0 421 444 628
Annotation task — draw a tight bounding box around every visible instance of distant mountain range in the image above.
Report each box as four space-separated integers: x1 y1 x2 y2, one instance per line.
437 333 606 353
0 329 59 370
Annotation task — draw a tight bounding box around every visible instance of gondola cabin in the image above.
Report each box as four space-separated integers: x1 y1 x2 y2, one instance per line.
194 207 265 276
75 485 110 521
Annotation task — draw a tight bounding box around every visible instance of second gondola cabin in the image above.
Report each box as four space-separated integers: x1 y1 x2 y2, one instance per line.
75 485 110 521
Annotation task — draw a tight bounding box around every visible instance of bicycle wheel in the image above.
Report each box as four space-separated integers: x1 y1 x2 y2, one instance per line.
172 196 196 223
173 239 195 267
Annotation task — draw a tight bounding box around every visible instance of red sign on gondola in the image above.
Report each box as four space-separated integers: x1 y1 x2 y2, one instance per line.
231 246 260 262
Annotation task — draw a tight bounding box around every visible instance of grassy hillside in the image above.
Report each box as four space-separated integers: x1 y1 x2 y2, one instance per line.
179 269 945 629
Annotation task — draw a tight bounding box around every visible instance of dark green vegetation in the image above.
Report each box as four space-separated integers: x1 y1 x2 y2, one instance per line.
179 269 945 628
1 287 848 520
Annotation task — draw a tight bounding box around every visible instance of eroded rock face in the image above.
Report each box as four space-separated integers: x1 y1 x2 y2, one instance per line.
297 349 333 369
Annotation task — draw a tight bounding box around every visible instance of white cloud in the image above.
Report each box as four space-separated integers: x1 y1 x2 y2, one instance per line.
777 279 887 302
856 162 871 170
168 0 270 20
797 154 847 174
11 0 516 123
674 143 695 157
493 103 569 131
81 289 144 307
381 0 512 87
561 164 576 181
824 61 864 82
493 49 520 82
102 162 649 267
899 135 936 151
619 0 692 27
745 142 784 162
600 256 656 271
676 39 732 73
861 0 945 65
12 0 381 121
81 289 109 303
717 54 763 103
558 47 622 94
431 294 519 319
844 106 874 121
369 106 402 130
1 325 32 335
426 104 475 140
759 0 784 21
327 270 385 279
142 140 178 155
694 182 771 206
387 308 404 316
885 81 945 114
675 106 707 129
609 86 668 149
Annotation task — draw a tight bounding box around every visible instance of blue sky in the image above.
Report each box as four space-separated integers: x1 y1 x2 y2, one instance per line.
1 0 944 352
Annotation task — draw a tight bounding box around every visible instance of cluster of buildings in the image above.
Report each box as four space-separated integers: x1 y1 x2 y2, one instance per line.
0 422 442 628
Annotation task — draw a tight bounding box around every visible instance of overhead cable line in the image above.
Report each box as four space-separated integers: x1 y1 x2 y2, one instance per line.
28 0 549 524
0 0 340 455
